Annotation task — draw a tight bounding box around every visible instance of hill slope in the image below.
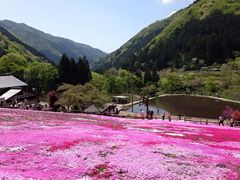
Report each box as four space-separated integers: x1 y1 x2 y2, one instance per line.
0 26 58 92
0 26 47 61
0 26 46 63
95 0 240 72
0 20 107 65
93 17 174 72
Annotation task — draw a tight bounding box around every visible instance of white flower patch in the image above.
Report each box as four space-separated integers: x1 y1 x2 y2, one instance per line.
93 135 104 139
0 147 24 152
233 153 240 159
165 133 185 137
149 129 163 133
8 146 24 152
115 135 127 140
189 142 201 145
182 131 198 135
73 117 96 122
127 127 162 133
0 126 13 129
77 175 92 180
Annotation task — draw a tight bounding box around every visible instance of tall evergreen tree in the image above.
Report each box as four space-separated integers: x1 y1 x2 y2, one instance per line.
70 58 78 85
77 56 92 85
59 53 71 83
82 56 92 82
77 56 84 85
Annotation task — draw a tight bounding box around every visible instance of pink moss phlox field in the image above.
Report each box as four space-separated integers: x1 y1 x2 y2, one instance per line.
0 108 240 179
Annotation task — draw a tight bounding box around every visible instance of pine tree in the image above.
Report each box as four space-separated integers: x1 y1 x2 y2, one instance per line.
82 56 92 83
70 58 78 85
59 53 71 83
77 56 92 85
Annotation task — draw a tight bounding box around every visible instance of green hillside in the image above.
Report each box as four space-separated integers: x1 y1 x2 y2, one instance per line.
93 17 176 72
0 27 45 64
94 0 240 72
153 0 240 44
0 27 58 92
0 20 107 65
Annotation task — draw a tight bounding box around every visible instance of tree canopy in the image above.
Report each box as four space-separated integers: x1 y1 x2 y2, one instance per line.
57 83 110 112
24 62 58 92
58 54 92 85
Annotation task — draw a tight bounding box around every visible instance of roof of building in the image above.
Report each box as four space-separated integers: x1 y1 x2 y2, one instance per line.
113 96 129 99
84 104 104 113
0 89 22 100
0 75 27 89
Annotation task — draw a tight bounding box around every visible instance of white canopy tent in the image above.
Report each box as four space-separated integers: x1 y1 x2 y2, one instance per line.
0 89 22 100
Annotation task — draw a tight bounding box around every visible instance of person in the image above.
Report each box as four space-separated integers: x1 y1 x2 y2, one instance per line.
115 108 119 116
162 112 165 121
147 110 151 119
218 116 224 126
150 111 154 119
206 119 208 125
140 109 144 119
44 104 48 111
178 114 182 120
168 112 171 122
183 115 187 122
230 117 235 127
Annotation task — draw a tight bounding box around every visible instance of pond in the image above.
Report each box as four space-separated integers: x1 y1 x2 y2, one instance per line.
127 95 240 119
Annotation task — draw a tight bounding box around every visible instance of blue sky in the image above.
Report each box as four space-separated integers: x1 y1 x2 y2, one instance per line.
0 0 194 53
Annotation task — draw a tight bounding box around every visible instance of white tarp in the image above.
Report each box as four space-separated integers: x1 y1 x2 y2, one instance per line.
0 89 21 100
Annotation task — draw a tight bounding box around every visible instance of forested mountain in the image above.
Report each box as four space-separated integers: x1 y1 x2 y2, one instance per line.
0 26 46 63
0 20 107 65
0 26 47 61
0 27 58 92
93 17 174 72
94 0 240 72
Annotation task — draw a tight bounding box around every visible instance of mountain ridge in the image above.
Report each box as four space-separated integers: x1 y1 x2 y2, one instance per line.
0 26 48 61
0 20 107 65
93 17 174 72
94 0 240 72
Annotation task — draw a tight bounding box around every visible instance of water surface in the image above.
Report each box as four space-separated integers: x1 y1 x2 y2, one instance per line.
127 95 240 119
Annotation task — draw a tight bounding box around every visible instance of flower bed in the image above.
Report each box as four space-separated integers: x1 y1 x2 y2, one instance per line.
0 108 240 179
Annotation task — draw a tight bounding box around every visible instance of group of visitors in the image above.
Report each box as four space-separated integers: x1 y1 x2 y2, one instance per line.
139 108 238 127
140 109 172 121
160 111 172 121
0 99 49 111
218 115 238 127
140 109 155 119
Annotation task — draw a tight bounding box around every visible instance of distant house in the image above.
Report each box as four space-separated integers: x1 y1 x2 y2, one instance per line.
0 75 34 103
84 104 105 114
112 96 129 104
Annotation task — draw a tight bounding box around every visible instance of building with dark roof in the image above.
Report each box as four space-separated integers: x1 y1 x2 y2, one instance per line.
0 75 34 103
84 104 105 114
0 75 27 89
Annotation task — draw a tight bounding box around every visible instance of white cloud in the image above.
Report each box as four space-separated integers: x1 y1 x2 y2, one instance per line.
160 0 195 5
161 0 178 4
